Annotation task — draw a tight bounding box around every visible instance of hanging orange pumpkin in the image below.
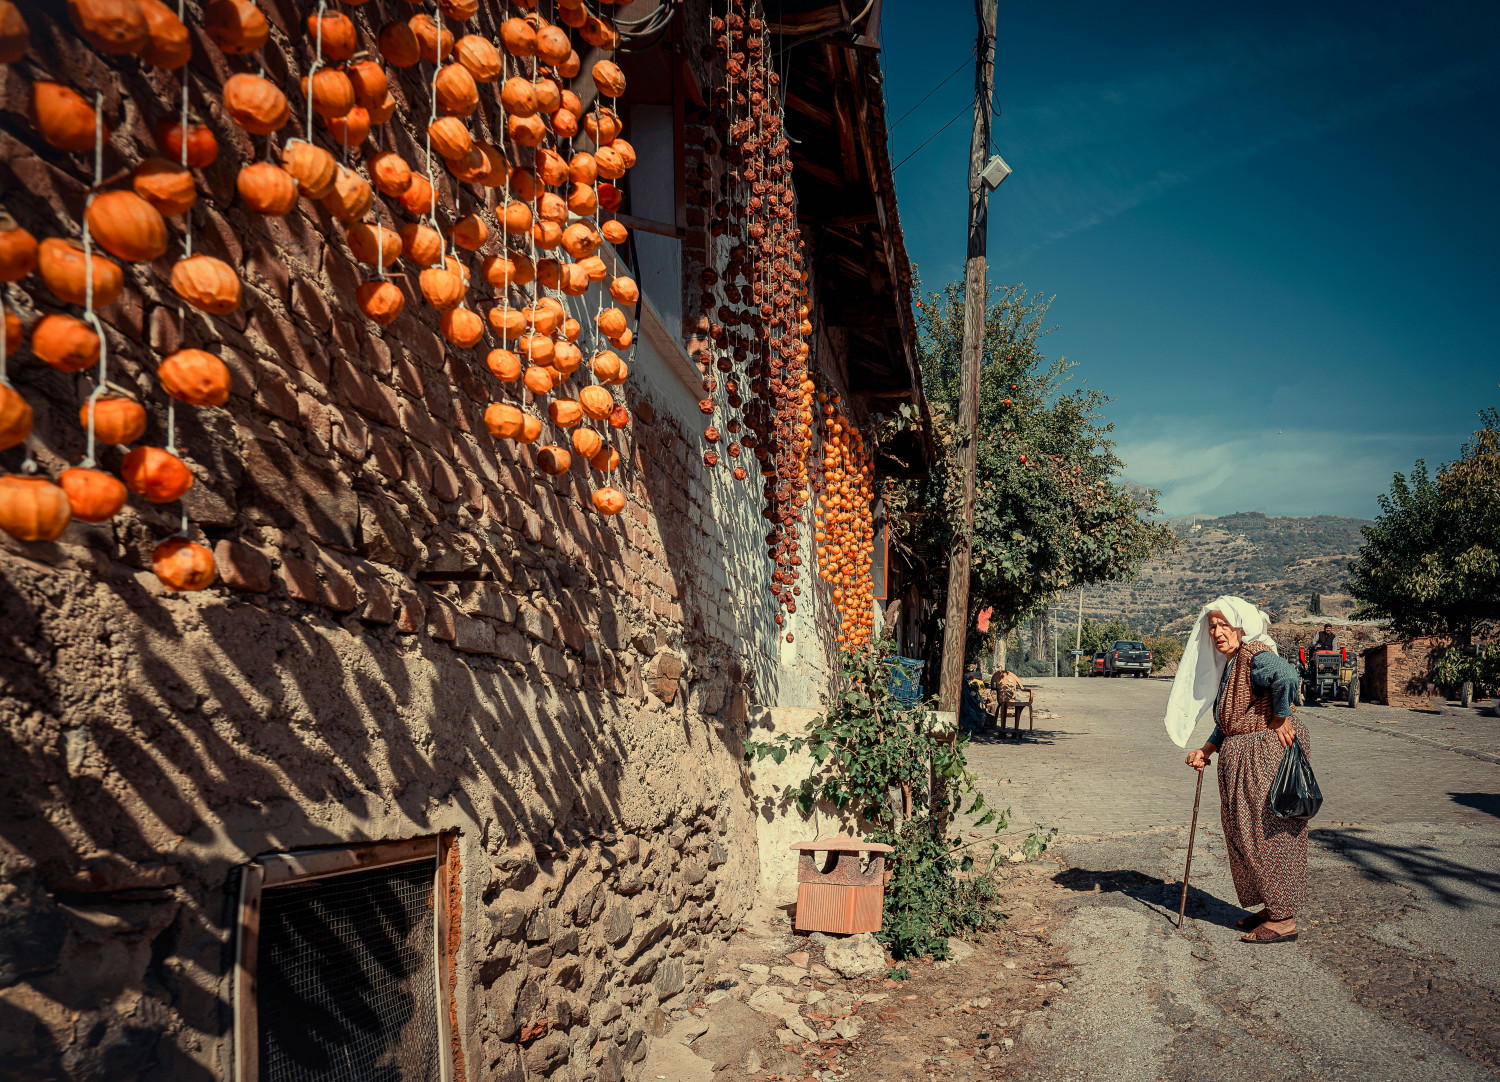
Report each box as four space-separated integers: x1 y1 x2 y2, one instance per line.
202 0 268 53
592 59 626 97
399 174 434 216
500 201 533 235
531 221 560 251
609 139 637 169
608 404 630 428
121 446 193 502
559 222 600 259
369 151 412 196
155 119 217 168
302 67 355 119
568 152 597 185
500 76 537 118
579 385 613 421
1 311 18 358
152 536 217 591
488 306 526 341
591 446 621 472
609 276 639 305
427 116 472 159
346 222 399 266
356 280 404 325
437 0 476 20
535 23 570 66
281 139 336 197
408 13 453 63
236 162 299 215
561 317 581 342
159 348 231 406
31 314 100 372
319 165 372 222
571 428 603 460
325 105 370 150
307 9 356 61
584 107 621 145
85 190 168 262
580 14 619 50
367 90 398 126
556 0 585 28
453 33 500 81
137 0 189 68
445 146 488 184
595 146 626 181
533 77 561 114
0 386 32 450
548 398 583 427
440 306 483 347
596 307 627 338
507 113 547 147
80 396 145 444
223 73 289 133
477 142 509 186
400 223 444 267
537 445 571 475
67 0 148 54
346 60 389 107
499 16 535 55
435 62 478 116
602 219 628 245
566 182 597 218
522 365 552 394
378 20 420 67
38 238 122 307
0 0 30 63
0 220 39 281
558 47 583 79
29 82 105 153
518 331 553 364
0 474 71 540
60 467 126 522
481 249 534 287
486 348 521 382
485 402 524 438
533 147 568 186
590 350 623 382
451 214 488 251
170 254 241 313
132 158 196 216
591 486 625 515
420 266 465 311
551 108 578 139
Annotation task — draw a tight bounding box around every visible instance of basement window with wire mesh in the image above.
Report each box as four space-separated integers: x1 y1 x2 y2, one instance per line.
234 837 454 1082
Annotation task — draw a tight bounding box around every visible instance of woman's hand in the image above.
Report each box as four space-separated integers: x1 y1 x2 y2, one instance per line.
1186 748 1211 771
1269 717 1296 748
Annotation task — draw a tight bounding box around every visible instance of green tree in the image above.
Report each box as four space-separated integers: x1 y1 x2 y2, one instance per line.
888 283 1174 659
1348 409 1500 643
1309 592 1322 616
1143 633 1185 673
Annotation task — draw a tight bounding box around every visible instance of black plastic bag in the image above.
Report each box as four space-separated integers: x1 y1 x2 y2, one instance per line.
1269 736 1322 820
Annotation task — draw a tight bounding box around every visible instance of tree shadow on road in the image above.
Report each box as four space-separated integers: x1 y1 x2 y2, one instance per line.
1050 867 1249 929
1312 826 1500 909
1447 792 1500 820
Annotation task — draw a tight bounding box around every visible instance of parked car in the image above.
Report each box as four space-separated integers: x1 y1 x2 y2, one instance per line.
1090 651 1107 675
1103 640 1152 678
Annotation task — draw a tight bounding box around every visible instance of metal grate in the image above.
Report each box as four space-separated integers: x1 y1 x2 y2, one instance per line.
257 861 440 1082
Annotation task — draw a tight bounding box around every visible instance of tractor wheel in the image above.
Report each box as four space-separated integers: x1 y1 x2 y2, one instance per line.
1347 680 1357 708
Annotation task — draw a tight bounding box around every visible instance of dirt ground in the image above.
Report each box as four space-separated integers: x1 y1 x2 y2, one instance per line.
641 859 1076 1081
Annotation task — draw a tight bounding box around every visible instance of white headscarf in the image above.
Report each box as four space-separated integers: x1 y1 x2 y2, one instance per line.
1163 595 1278 747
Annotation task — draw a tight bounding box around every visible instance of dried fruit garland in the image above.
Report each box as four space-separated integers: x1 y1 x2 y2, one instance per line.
813 396 874 647
699 0 814 641
0 0 646 588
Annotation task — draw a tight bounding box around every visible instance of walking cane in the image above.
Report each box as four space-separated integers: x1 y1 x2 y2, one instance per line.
1177 767 1205 929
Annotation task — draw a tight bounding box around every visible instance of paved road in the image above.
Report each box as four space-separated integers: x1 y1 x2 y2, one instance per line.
967 677 1500 1082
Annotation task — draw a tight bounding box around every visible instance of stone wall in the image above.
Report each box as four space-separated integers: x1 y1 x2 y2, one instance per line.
0 1 843 1078
1362 637 1448 708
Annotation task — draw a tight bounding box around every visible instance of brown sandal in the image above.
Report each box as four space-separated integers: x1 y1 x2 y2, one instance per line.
1241 922 1297 943
1236 911 1269 930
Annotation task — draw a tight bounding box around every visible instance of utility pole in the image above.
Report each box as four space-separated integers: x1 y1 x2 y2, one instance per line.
936 0 1000 715
1074 587 1083 676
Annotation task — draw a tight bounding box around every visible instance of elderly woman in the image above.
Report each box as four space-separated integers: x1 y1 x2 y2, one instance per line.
1165 596 1308 943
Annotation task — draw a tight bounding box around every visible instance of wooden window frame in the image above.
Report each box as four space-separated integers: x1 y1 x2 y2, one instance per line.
233 835 455 1082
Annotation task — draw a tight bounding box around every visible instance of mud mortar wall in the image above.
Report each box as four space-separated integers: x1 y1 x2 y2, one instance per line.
0 1 840 1078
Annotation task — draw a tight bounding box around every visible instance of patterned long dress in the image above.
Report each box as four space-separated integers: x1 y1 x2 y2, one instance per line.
1207 643 1310 919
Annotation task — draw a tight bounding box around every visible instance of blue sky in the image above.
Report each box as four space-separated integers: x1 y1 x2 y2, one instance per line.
881 0 1500 519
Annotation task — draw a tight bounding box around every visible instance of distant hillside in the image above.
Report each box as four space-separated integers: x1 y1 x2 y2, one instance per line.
1077 511 1373 635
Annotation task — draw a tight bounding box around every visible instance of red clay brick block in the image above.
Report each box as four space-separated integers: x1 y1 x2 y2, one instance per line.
427 596 458 641
360 576 395 624
314 549 358 612
214 540 272 593
396 590 426 633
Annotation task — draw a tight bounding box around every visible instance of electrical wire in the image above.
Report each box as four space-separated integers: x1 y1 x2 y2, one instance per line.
887 48 975 133
890 99 973 173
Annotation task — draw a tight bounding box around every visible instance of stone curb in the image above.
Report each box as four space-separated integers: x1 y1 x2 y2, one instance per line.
1318 715 1500 766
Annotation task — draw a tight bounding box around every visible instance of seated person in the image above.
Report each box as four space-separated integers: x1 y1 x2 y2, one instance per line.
1315 624 1337 652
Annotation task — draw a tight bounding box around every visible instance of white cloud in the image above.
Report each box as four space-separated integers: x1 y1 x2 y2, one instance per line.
1116 423 1450 518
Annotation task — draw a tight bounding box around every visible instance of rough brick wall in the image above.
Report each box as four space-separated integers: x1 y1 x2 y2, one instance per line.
0 1 841 1079
1363 638 1448 708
